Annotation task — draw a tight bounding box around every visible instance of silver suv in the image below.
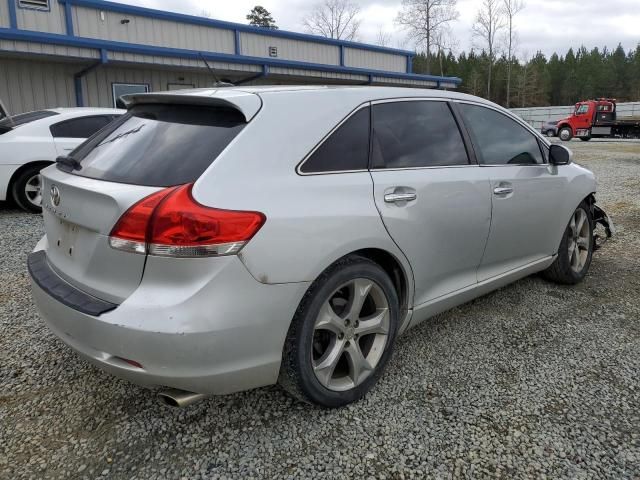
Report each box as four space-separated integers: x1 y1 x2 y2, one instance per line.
29 87 612 408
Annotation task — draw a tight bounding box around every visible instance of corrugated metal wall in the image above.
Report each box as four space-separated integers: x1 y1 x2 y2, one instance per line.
240 32 340 66
345 48 405 73
108 51 261 73
81 65 235 107
371 76 437 88
17 1 67 35
0 1 10 28
0 57 79 114
0 38 99 59
72 6 236 54
4 3 411 75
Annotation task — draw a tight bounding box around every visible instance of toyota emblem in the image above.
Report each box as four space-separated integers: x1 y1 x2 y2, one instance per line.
50 185 61 207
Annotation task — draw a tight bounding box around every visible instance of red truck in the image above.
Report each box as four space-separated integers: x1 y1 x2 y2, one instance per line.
556 98 640 141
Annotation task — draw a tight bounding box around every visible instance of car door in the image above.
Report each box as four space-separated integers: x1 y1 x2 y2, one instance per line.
50 115 116 156
370 99 492 307
455 102 567 281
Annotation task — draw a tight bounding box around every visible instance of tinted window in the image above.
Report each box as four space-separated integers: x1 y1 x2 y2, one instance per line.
459 104 543 165
68 104 246 187
50 115 115 138
0 110 58 131
301 107 370 173
372 101 468 169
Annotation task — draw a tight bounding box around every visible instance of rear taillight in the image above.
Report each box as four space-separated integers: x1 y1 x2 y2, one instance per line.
109 184 265 257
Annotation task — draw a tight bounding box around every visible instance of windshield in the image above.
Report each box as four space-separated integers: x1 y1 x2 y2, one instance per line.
575 104 589 115
67 104 247 187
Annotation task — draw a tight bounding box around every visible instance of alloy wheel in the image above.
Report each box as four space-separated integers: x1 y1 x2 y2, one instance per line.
311 278 390 392
568 208 590 273
24 174 43 207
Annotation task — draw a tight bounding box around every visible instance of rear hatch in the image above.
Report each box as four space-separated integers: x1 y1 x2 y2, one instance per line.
40 92 260 304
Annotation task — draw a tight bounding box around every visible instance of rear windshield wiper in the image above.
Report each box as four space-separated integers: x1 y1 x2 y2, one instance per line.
56 155 82 172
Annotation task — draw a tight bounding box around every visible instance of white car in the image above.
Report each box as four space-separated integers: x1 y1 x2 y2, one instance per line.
0 108 124 212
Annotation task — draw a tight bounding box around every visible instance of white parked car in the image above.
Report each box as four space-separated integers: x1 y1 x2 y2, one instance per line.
0 108 124 212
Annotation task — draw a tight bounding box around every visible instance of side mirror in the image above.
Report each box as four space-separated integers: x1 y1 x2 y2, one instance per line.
549 144 573 165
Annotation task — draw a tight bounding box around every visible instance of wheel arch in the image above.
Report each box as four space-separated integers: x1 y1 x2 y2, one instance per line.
348 248 411 315
8 160 53 198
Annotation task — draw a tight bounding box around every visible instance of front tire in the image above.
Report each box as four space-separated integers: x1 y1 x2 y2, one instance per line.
11 166 44 213
543 201 594 285
279 255 399 407
559 127 573 141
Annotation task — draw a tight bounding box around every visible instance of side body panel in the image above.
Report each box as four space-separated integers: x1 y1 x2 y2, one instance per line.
53 137 84 156
371 167 491 306
478 164 568 281
0 130 57 200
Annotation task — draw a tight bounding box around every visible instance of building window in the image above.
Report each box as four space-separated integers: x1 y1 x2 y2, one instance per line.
112 83 150 108
18 0 50 11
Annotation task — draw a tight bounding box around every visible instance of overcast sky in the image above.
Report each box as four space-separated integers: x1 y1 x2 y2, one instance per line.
123 0 640 58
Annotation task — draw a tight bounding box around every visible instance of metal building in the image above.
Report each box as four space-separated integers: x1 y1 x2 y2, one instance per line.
0 0 461 114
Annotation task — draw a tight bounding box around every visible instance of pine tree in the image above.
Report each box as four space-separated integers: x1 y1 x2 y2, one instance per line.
247 6 278 29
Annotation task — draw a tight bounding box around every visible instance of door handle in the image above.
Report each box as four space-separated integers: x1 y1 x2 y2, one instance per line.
384 192 417 203
493 186 513 196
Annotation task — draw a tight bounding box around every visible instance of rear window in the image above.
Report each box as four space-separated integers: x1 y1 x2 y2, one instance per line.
68 104 246 187
0 110 58 133
300 107 370 174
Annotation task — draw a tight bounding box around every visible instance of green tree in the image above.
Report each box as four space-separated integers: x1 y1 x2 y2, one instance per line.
412 42 640 106
247 6 278 29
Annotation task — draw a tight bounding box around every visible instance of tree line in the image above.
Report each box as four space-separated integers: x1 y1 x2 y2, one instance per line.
245 2 640 108
415 44 640 107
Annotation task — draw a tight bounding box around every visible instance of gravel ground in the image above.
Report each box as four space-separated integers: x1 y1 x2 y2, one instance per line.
1 140 639 479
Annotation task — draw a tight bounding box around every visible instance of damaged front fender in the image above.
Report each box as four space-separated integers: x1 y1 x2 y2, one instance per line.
590 196 615 250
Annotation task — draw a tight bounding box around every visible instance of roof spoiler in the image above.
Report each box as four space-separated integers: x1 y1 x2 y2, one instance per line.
120 91 262 122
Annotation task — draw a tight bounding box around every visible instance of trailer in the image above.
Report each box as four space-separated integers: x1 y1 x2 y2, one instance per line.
556 98 640 141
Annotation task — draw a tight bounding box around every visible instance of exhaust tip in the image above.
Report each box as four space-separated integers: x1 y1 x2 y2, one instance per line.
157 388 207 408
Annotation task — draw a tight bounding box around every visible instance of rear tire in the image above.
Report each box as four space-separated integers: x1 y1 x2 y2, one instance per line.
543 201 594 285
279 255 399 407
11 165 45 213
558 127 573 141
546 130 555 137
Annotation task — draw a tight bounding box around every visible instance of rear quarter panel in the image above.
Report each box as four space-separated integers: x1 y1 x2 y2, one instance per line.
192 91 413 291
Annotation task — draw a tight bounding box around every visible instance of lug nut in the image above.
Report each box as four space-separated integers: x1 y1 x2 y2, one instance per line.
355 320 360 327
338 333 344 340
344 319 350 326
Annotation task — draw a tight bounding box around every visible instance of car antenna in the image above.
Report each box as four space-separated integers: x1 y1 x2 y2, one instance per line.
199 53 235 88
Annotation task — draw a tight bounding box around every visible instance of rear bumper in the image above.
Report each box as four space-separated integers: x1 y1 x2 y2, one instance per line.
29 245 310 395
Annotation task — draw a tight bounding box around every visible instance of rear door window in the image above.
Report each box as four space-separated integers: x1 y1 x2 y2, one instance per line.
50 115 115 138
372 101 469 169
300 106 370 173
68 104 246 187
